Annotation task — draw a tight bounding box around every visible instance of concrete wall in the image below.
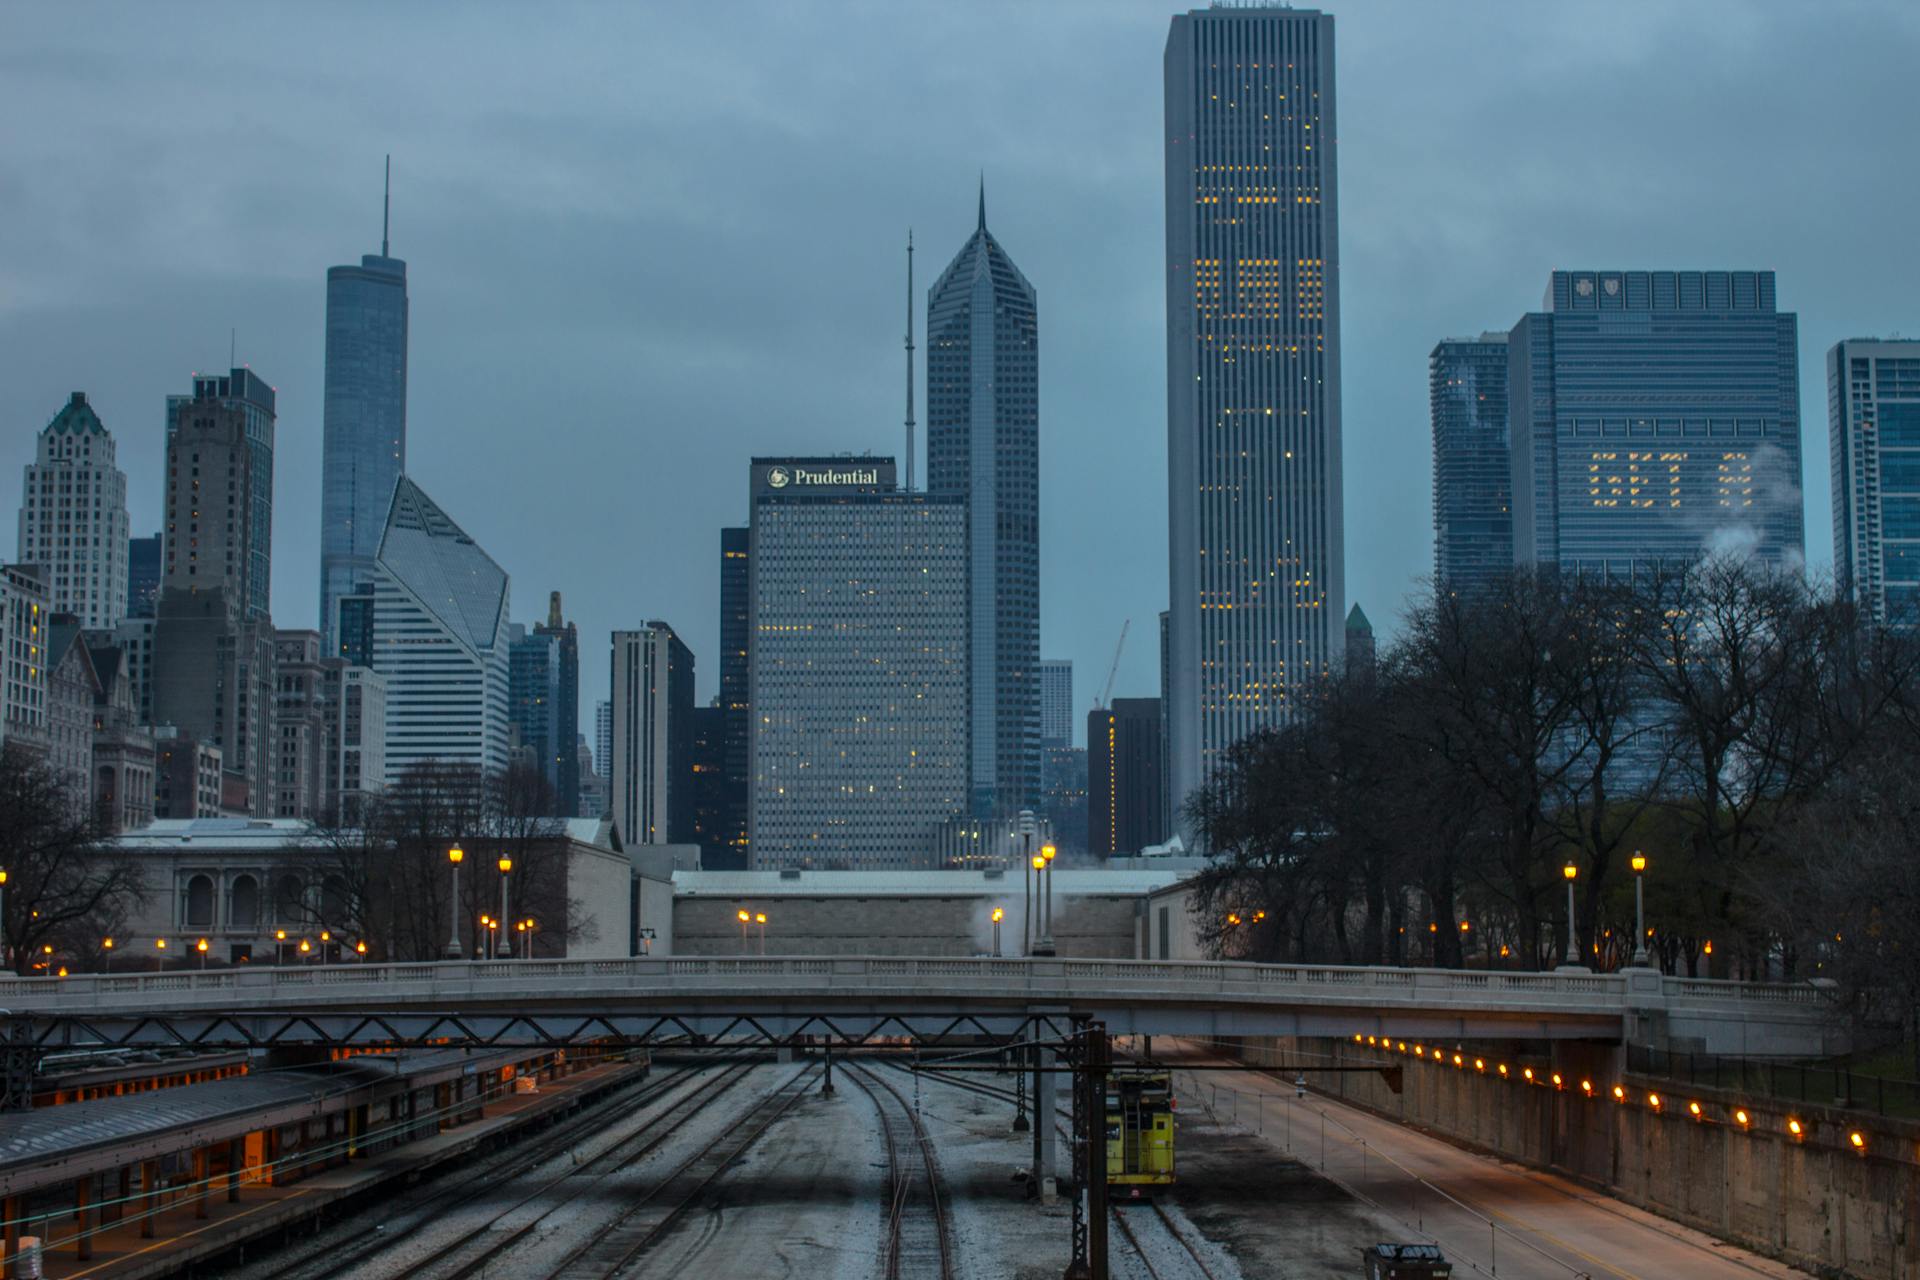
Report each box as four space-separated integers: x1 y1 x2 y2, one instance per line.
1237 1035 1920 1280
672 892 1141 957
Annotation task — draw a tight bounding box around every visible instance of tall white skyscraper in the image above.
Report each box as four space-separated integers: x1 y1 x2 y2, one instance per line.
18 393 130 629
344 477 511 781
1830 338 1920 624
610 625 692 847
1164 6 1344 820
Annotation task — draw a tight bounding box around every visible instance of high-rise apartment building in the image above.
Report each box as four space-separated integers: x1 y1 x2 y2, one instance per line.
18 393 130 629
320 201 409 653
126 534 161 620
1508 271 1804 573
508 592 580 814
1089 697 1167 858
717 526 751 868
748 457 968 869
151 397 274 811
1038 659 1073 749
928 191 1040 818
1430 335 1512 590
610 623 694 846
166 368 276 622
345 476 511 781
1165 7 1345 822
1830 339 1920 623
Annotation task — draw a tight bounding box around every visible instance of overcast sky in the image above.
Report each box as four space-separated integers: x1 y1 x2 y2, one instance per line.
3 2 1915 744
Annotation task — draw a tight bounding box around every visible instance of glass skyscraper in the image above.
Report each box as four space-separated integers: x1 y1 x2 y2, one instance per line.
717 526 751 868
165 368 276 622
1164 7 1344 819
1830 339 1920 623
320 245 408 652
1509 271 1803 574
1430 334 1512 590
927 190 1039 821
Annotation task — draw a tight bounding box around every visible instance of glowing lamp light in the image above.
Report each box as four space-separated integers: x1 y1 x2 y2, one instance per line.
991 908 1004 923
1734 1109 1751 1127
1498 1064 1509 1078
1551 1073 1564 1089
1849 1131 1866 1151
754 913 767 925
1688 1101 1702 1118
1580 1079 1594 1096
1453 1054 1464 1068
1563 862 1578 881
1631 853 1647 873
1647 1093 1662 1110
1041 843 1057 863
1474 1059 1485 1072
1353 1033 1363 1043
1612 1085 1627 1101
1031 855 1045 871
1523 1068 1536 1082
448 845 464 865
498 855 512 874
1787 1118 1804 1138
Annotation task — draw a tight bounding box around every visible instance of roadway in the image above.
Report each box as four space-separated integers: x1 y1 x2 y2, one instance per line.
1168 1043 1801 1280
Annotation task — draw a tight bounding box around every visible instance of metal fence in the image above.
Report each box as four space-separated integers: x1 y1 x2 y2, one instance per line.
1627 1044 1920 1118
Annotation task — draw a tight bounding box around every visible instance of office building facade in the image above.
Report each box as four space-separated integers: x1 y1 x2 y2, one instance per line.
928 192 1040 818
347 476 511 781
1430 335 1512 590
1089 697 1167 858
748 458 968 869
1830 339 1920 623
166 369 276 622
1165 7 1345 821
610 623 694 846
320 243 408 652
18 392 130 629
1038 659 1073 748
150 398 274 812
0 565 48 750
1508 270 1804 574
127 534 161 619
717 526 751 867
508 592 580 814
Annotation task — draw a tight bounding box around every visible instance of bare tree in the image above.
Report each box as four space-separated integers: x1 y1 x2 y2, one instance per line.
0 745 145 974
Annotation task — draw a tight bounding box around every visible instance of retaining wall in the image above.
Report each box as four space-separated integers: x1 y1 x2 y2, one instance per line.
1236 1036 1920 1280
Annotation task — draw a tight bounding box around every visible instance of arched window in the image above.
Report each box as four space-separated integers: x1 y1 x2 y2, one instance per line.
275 875 305 923
321 875 351 929
230 875 259 930
185 874 215 928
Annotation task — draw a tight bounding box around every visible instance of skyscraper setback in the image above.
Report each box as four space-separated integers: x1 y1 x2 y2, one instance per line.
1164 7 1344 820
927 187 1040 820
319 164 409 653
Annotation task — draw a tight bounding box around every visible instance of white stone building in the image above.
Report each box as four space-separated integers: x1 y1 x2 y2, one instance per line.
17 393 130 630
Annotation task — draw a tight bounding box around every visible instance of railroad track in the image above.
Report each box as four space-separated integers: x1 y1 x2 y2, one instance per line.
841 1060 955 1280
543 1063 821 1278
883 1058 1222 1280
247 1057 680 1280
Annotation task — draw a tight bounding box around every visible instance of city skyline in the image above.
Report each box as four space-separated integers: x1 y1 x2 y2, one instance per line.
2 3 1915 740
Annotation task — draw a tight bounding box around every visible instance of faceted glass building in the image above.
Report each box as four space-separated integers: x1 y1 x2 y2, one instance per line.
165 369 276 622
1165 7 1345 817
1509 270 1804 574
1430 335 1511 591
927 191 1039 820
355 477 511 779
508 593 580 815
748 457 967 870
18 392 130 629
320 251 408 651
1830 339 1920 623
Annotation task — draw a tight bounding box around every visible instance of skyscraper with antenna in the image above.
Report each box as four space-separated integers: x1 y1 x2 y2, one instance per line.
319 155 410 652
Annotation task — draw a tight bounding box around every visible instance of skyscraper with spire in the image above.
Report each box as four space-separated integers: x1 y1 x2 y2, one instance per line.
927 183 1040 819
320 157 409 652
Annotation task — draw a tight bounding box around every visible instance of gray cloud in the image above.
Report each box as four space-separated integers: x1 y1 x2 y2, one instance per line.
2 1 1914 736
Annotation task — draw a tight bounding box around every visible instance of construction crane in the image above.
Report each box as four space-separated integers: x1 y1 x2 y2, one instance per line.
1093 619 1130 711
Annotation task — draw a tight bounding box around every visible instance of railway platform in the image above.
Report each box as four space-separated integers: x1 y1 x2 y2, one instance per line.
0 1047 647 1278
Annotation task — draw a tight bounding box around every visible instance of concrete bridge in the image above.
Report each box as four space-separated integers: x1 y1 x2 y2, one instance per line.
0 957 1842 1058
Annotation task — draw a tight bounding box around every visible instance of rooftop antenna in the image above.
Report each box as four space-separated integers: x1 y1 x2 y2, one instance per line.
229 328 236 370
904 229 915 493
382 154 391 257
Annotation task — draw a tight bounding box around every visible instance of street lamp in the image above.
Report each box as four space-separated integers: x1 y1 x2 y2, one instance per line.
274 928 287 965
195 938 208 970
154 937 167 973
445 846 465 960
101 936 113 973
0 867 8 972
1030 855 1045 957
1038 843 1058 956
1561 862 1581 968
991 907 1004 957
497 856 513 959
298 938 312 962
637 925 655 957
355 941 368 962
755 911 767 956
1630 852 1651 967
737 909 751 953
